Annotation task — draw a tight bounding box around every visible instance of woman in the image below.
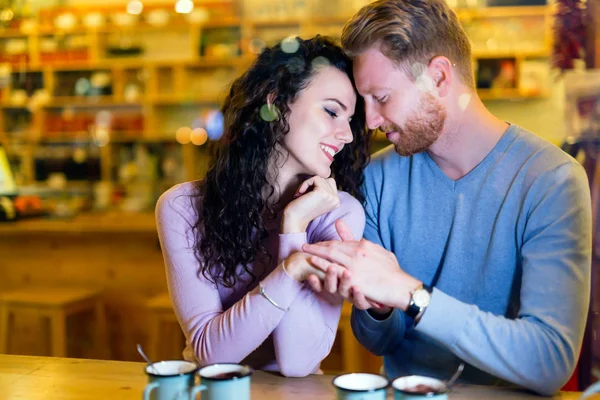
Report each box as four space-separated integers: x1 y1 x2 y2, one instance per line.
155 35 371 377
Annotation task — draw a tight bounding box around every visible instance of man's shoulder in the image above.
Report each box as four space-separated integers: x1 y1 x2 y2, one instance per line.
366 144 410 176
508 125 575 168
504 125 587 193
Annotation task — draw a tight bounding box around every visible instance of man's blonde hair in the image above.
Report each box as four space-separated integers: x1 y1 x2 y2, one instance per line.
341 0 475 89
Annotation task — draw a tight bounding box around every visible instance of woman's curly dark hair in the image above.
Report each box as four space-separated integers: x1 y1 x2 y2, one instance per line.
193 35 372 288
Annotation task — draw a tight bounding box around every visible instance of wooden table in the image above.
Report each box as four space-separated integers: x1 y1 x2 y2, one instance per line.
0 354 589 399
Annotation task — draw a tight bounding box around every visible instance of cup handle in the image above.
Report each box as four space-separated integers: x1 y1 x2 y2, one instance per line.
189 384 207 400
143 382 160 400
581 381 600 399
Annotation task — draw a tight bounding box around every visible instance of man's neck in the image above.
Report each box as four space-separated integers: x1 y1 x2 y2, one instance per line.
427 95 509 181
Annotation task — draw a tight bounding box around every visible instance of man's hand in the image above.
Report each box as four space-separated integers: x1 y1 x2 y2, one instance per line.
303 220 421 310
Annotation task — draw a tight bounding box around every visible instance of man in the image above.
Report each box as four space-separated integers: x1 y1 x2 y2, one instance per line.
302 0 592 395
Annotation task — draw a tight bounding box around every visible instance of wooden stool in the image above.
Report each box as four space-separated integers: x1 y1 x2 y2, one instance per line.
147 292 185 361
0 287 108 358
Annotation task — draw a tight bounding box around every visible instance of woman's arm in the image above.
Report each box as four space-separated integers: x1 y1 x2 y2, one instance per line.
156 185 305 365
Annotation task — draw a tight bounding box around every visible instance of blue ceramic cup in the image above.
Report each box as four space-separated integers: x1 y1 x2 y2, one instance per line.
197 363 252 400
392 375 448 400
332 373 389 400
143 360 205 400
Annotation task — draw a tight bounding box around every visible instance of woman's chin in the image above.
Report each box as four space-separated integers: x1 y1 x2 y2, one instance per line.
297 164 331 179
315 167 332 179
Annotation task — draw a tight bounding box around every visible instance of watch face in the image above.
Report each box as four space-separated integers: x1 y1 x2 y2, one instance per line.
413 289 431 308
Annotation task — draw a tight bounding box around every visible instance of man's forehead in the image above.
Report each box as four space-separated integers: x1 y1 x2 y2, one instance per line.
354 55 390 94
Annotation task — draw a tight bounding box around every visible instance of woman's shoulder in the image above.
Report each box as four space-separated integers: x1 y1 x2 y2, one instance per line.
313 190 365 224
336 190 364 213
306 190 366 241
155 180 202 224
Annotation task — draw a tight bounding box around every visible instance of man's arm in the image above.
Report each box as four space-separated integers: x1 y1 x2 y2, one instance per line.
416 162 591 395
351 179 409 355
304 162 591 395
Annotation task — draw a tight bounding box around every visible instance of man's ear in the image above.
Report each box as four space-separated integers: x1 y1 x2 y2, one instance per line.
428 56 454 97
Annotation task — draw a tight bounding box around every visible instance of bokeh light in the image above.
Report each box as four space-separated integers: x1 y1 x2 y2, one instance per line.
410 62 427 80
75 78 90 96
62 107 75 122
175 0 194 14
415 75 434 93
249 38 266 55
0 9 14 22
127 0 144 15
286 57 305 74
281 36 299 54
73 148 87 164
458 93 472 111
311 56 330 70
96 110 112 128
176 127 192 144
260 104 279 122
205 109 224 140
190 128 208 146
93 126 110 147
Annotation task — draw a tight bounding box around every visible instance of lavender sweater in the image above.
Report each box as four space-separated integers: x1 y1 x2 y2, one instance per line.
155 181 365 377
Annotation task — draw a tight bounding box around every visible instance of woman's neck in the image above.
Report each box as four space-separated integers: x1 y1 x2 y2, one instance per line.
266 159 306 213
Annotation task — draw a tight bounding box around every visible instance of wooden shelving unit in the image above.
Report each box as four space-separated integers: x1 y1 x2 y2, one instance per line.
0 1 555 188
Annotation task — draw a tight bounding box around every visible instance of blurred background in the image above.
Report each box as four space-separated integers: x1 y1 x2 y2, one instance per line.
0 0 598 392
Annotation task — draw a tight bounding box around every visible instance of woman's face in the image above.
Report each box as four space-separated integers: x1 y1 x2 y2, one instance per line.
281 66 357 178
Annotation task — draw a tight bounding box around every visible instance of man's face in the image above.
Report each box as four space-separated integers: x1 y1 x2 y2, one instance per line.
353 47 446 156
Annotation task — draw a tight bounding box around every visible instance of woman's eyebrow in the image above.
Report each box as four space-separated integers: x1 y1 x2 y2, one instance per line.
324 98 347 111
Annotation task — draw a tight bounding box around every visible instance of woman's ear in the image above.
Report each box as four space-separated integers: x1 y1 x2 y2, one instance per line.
267 92 276 107
261 92 280 122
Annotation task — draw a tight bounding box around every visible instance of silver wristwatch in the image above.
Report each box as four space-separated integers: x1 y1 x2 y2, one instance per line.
405 283 432 319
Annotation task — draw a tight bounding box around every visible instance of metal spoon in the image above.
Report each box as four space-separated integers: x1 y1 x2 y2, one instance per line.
137 343 159 374
446 362 465 390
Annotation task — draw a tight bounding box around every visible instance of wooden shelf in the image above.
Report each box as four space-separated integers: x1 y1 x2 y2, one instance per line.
455 5 554 19
152 93 225 105
0 28 31 38
44 96 141 108
310 16 353 25
198 17 242 28
1 57 245 74
0 3 554 187
0 103 30 110
1 133 179 144
477 88 550 100
472 49 551 59
249 18 304 27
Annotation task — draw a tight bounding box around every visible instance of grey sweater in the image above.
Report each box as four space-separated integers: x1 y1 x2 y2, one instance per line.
352 124 592 395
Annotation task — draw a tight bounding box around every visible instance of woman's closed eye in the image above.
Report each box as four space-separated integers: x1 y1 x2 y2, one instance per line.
375 95 388 104
324 108 338 118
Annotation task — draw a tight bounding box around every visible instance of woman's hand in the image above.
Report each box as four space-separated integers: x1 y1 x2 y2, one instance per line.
282 176 340 233
284 251 327 282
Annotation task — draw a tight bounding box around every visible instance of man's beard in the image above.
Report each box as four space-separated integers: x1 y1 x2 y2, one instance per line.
383 93 446 157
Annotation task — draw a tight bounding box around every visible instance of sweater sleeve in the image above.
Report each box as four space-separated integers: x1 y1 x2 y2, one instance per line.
351 160 408 355
156 184 303 366
415 162 592 395
271 191 366 377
